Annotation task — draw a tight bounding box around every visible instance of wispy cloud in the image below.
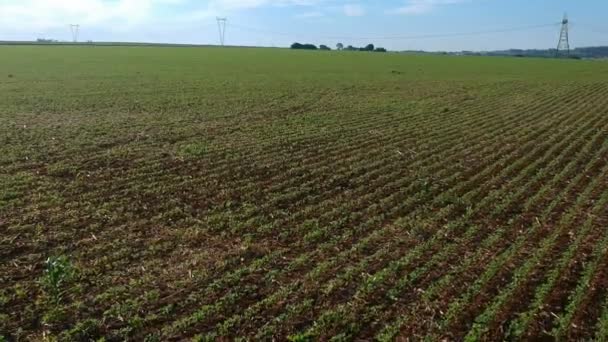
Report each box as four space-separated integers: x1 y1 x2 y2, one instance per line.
0 0 328 32
210 0 267 10
296 11 325 18
394 0 468 15
211 0 327 10
343 4 364 17
0 0 186 31
0 0 363 41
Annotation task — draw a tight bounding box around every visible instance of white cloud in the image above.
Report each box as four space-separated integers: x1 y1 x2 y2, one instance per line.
0 0 329 33
210 0 327 10
0 0 347 41
343 4 364 17
394 0 468 15
0 0 184 31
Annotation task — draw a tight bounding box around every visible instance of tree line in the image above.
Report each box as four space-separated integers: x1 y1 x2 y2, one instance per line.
291 42 387 52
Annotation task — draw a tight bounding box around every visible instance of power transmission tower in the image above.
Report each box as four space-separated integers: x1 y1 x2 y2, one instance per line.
70 24 80 43
556 13 570 57
216 18 227 46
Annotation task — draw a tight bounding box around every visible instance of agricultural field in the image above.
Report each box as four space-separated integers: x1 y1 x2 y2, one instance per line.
1 45 608 341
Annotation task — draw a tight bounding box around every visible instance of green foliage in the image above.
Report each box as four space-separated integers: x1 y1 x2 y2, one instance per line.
47 163 77 178
40 255 75 305
179 142 209 157
144 333 161 342
59 319 101 340
288 332 314 342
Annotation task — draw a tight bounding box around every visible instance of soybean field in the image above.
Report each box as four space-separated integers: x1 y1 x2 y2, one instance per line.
2 46 608 340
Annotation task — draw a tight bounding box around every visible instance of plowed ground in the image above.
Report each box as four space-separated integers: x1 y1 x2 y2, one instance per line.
2 46 608 341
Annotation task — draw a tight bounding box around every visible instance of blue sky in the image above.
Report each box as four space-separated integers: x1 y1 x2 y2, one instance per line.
1 0 607 51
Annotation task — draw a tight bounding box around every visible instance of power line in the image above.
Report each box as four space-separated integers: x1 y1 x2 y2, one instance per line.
227 22 560 42
326 23 561 40
228 23 295 38
573 23 608 35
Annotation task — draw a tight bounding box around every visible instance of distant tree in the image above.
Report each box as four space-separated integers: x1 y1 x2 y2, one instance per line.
319 45 331 51
291 42 318 50
338 43 384 52
336 43 344 51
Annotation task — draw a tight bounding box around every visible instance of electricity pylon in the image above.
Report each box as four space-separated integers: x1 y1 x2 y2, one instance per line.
216 18 227 46
70 24 80 43
556 13 570 57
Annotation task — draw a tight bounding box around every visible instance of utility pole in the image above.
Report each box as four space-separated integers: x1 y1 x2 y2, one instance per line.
556 13 570 57
216 18 227 46
70 24 80 43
